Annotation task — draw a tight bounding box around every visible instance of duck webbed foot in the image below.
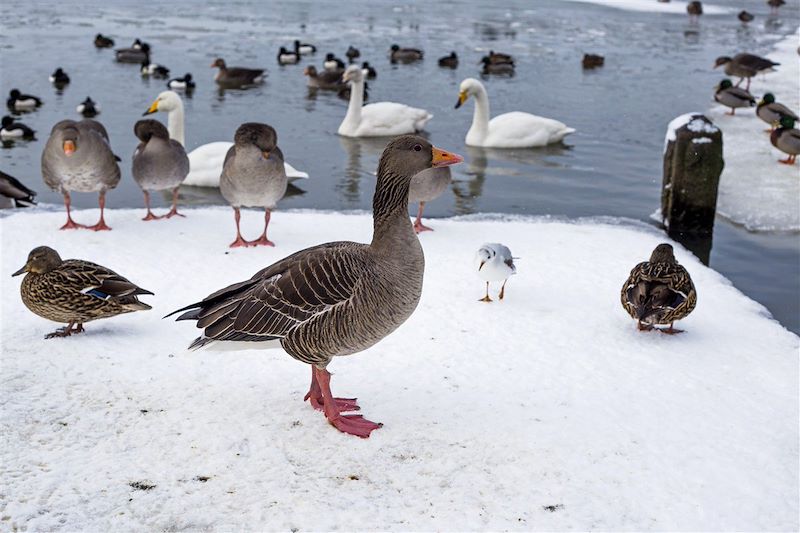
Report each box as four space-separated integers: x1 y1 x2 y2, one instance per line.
45 322 85 339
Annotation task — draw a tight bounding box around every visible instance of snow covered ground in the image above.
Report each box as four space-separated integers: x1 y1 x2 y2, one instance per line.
557 0 732 15
1 208 798 531
711 28 800 232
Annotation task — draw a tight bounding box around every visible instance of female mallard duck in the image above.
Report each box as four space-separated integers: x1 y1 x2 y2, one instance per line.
480 56 515 76
757 93 798 132
713 53 779 90
621 243 697 334
771 115 800 165
167 136 463 438
0 170 36 208
714 79 755 115
132 119 190 220
94 33 114 48
12 246 152 339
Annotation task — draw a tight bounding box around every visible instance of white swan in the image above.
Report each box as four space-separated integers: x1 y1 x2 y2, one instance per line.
455 78 575 148
338 65 432 138
144 91 308 187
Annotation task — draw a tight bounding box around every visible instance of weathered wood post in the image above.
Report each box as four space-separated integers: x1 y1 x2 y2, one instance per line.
662 113 724 264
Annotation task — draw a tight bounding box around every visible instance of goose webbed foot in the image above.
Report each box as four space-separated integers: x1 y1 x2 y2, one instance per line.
86 219 112 231
45 322 84 339
249 235 275 247
229 235 251 248
142 210 163 221
305 367 360 412
60 217 86 230
164 208 185 219
413 220 434 233
314 366 380 438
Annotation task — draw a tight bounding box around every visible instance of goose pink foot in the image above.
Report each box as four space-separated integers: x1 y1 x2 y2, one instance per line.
305 368 360 411
314 366 381 438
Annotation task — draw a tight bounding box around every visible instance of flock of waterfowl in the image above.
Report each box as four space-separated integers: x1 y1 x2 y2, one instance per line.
1 1 793 437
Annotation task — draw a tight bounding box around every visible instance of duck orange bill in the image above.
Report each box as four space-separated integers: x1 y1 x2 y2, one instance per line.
63 140 76 156
431 146 464 167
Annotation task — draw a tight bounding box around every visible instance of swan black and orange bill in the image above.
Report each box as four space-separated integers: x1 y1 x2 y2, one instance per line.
143 99 159 116
454 90 468 109
431 146 463 167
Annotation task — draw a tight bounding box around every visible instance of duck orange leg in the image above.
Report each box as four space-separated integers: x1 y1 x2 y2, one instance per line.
60 192 85 230
250 209 275 247
778 155 796 165
660 322 685 335
413 202 434 233
164 187 185 218
315 367 381 438
304 366 360 412
45 322 85 339
86 191 111 231
229 207 251 248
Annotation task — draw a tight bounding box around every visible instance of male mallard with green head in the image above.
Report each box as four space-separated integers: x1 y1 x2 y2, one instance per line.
771 115 800 165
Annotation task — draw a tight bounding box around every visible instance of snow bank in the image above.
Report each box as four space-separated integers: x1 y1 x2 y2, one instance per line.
664 112 719 151
710 28 800 232
558 0 732 15
2 208 797 531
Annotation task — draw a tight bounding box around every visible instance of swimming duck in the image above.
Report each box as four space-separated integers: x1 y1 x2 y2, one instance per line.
714 53 779 91
294 40 316 55
277 47 300 65
1 115 36 139
76 97 100 118
116 42 150 63
486 50 514 65
621 243 697 334
7 89 42 111
49 68 70 86
0 170 37 208
409 167 451 233
771 116 800 165
219 123 287 247
167 135 463 438
141 59 170 78
211 58 265 86
94 33 115 48
475 243 517 302
323 53 345 72
167 73 195 90
757 93 798 132
738 10 754 23
714 79 755 115
455 78 574 147
345 45 360 63
304 65 345 90
132 119 190 220
438 52 459 68
13 246 152 339
582 53 605 69
390 44 423 63
480 56 515 76
41 119 120 230
338 65 432 137
361 61 377 79
687 1 703 23
768 0 785 15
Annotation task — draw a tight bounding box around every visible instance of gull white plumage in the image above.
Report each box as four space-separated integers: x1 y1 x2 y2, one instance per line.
474 243 517 302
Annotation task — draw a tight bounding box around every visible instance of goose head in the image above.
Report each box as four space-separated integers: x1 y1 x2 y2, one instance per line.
210 58 227 69
378 136 462 187
143 90 182 115
455 78 484 109
134 119 170 143
713 56 731 69
233 122 278 160
12 246 62 277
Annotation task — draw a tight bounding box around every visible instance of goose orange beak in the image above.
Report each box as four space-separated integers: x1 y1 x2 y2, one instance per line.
63 140 76 156
431 146 463 167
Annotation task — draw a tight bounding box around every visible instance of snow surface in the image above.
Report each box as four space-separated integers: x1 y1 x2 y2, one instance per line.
710 28 800 232
1 208 798 531
558 0 732 15
664 112 719 151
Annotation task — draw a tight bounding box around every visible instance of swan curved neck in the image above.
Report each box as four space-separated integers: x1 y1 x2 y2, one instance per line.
468 86 490 143
167 101 185 146
342 79 364 132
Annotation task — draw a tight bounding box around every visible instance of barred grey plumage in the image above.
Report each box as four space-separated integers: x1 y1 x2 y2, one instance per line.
132 119 189 219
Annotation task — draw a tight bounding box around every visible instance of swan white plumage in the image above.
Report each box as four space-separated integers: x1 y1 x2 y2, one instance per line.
144 91 308 187
338 65 432 138
455 78 575 148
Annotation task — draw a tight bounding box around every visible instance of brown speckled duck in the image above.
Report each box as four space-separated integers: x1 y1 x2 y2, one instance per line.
621 243 697 334
168 135 463 438
13 246 152 339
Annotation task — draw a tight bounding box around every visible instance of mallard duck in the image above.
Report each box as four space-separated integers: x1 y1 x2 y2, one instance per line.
621 243 697 334
409 167 451 233
132 119 190 220
304 65 344 90
687 1 703 23
455 78 574 147
771 116 800 165
41 119 121 230
438 52 459 68
13 246 152 339
94 33 114 48
294 40 316 55
7 89 42 111
361 61 377 79
486 50 514 65
714 79 755 115
167 73 195 91
76 97 100 118
167 135 463 438
768 0 785 15
1 115 36 140
210 58 265 87
338 65 432 137
345 45 360 63
0 170 36 208
713 53 779 90
220 123 288 247
389 44 423 63
756 93 798 131
475 243 516 302
277 47 300 65
738 10 754 23
481 56 515 76
49 68 70 87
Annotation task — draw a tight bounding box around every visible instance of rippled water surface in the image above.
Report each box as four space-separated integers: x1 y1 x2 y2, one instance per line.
1 0 798 332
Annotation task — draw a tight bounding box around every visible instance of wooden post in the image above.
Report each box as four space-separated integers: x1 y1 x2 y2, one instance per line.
662 113 724 264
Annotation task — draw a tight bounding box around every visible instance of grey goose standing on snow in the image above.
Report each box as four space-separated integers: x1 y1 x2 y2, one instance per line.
132 119 189 220
168 135 463 438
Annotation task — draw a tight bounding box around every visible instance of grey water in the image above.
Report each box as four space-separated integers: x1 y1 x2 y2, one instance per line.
1 0 798 333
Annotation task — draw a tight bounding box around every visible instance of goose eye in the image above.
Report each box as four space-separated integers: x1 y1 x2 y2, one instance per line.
413 144 422 152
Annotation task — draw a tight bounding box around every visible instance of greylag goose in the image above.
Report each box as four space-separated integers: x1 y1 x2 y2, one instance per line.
167 135 463 438
438 52 459 68
7 89 42 111
94 34 114 48
0 170 37 208
1 115 36 140
389 44 423 63
220 123 288 247
714 79 755 115
687 1 703 23
771 116 800 165
475 243 516 302
132 119 189 220
362 61 377 79
345 45 360 63
210 58 265 87
757 93 798 132
277 47 300 65
409 167 451 233
41 119 120 230
13 246 152 339
76 97 100 118
49 68 70 87
714 53 779 90
167 73 195 90
304 65 344 90
621 243 697 334
116 42 150 63
294 40 316 55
